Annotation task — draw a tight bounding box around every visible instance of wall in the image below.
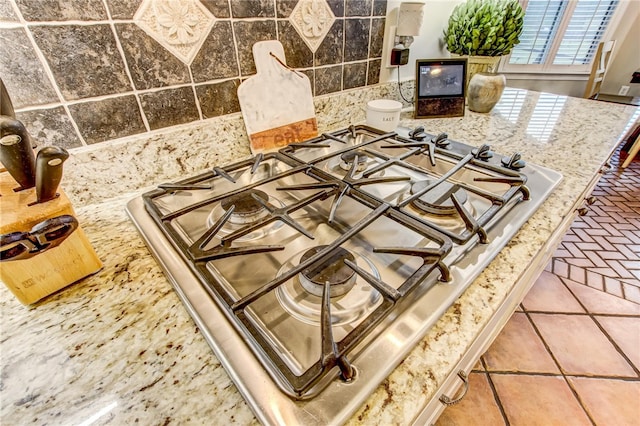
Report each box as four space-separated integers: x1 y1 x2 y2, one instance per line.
601 0 640 97
380 0 461 83
0 0 387 150
2 0 637 155
381 0 639 99
505 78 585 98
506 0 640 98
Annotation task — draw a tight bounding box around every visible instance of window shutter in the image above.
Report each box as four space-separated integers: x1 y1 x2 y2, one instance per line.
553 0 619 65
507 0 619 68
509 1 566 65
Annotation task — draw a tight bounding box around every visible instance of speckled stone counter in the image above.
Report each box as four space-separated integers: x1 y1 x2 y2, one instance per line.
1 88 637 425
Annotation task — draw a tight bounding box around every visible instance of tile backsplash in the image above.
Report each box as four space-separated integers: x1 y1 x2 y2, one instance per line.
0 0 387 149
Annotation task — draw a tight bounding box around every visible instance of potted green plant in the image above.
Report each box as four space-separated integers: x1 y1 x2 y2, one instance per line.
444 0 525 78
443 0 525 112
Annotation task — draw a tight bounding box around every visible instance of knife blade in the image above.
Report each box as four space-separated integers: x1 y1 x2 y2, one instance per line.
33 146 69 204
0 79 15 119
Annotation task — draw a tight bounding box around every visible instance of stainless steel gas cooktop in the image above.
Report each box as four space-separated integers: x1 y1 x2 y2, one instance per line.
126 125 562 425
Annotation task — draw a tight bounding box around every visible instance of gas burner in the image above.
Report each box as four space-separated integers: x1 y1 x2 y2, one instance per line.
206 190 285 240
220 189 269 224
339 150 369 172
275 247 382 326
299 246 356 297
409 180 468 215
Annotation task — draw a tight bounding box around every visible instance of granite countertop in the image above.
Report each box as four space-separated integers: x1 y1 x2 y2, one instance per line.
1 89 638 425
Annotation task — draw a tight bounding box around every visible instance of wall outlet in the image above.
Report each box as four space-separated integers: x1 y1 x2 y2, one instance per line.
619 85 630 96
385 25 399 68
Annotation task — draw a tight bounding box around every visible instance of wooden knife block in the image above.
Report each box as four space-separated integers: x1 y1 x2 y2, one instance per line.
0 172 102 304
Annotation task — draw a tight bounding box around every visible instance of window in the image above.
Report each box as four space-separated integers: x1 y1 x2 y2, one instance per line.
501 0 622 73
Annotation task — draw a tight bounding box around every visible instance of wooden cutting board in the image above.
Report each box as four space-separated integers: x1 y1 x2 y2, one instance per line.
238 40 317 153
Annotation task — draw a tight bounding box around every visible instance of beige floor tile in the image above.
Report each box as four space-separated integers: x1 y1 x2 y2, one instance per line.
569 377 640 426
436 372 505 426
563 278 640 315
530 313 636 377
522 271 585 313
484 312 559 374
595 316 640 370
491 374 591 426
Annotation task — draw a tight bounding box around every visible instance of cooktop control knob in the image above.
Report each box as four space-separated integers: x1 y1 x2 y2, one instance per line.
408 126 427 141
472 144 493 161
432 132 450 148
501 152 526 170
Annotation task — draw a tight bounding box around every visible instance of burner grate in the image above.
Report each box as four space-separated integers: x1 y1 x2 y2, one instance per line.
142 152 452 398
126 125 564 425
281 127 531 244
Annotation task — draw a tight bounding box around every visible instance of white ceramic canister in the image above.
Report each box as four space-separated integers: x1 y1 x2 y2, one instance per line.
366 99 402 132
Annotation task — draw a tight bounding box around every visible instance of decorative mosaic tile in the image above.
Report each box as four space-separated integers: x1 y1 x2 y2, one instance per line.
200 0 230 18
326 0 344 17
31 25 132 101
195 79 241 119
276 0 298 18
367 59 381 85
230 0 275 18
343 62 367 90
233 20 277 75
134 0 216 65
116 23 190 90
15 0 108 21
140 86 200 130
370 17 385 57
290 0 336 53
16 107 82 149
345 18 371 62
277 20 313 68
301 69 315 96
345 0 372 17
315 19 343 66
105 0 142 19
190 21 239 83
373 0 388 16
2 0 390 147
316 65 342 95
0 28 58 108
69 96 146 144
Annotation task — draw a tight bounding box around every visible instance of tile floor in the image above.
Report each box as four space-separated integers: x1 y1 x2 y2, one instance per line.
436 145 640 425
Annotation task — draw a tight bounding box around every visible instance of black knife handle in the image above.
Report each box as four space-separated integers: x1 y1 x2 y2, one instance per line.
0 115 34 146
35 146 69 204
0 116 36 190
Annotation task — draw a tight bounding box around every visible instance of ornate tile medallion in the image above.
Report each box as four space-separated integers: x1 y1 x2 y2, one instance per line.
290 0 336 53
134 0 215 65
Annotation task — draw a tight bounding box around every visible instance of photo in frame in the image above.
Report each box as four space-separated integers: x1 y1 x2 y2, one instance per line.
414 58 467 118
